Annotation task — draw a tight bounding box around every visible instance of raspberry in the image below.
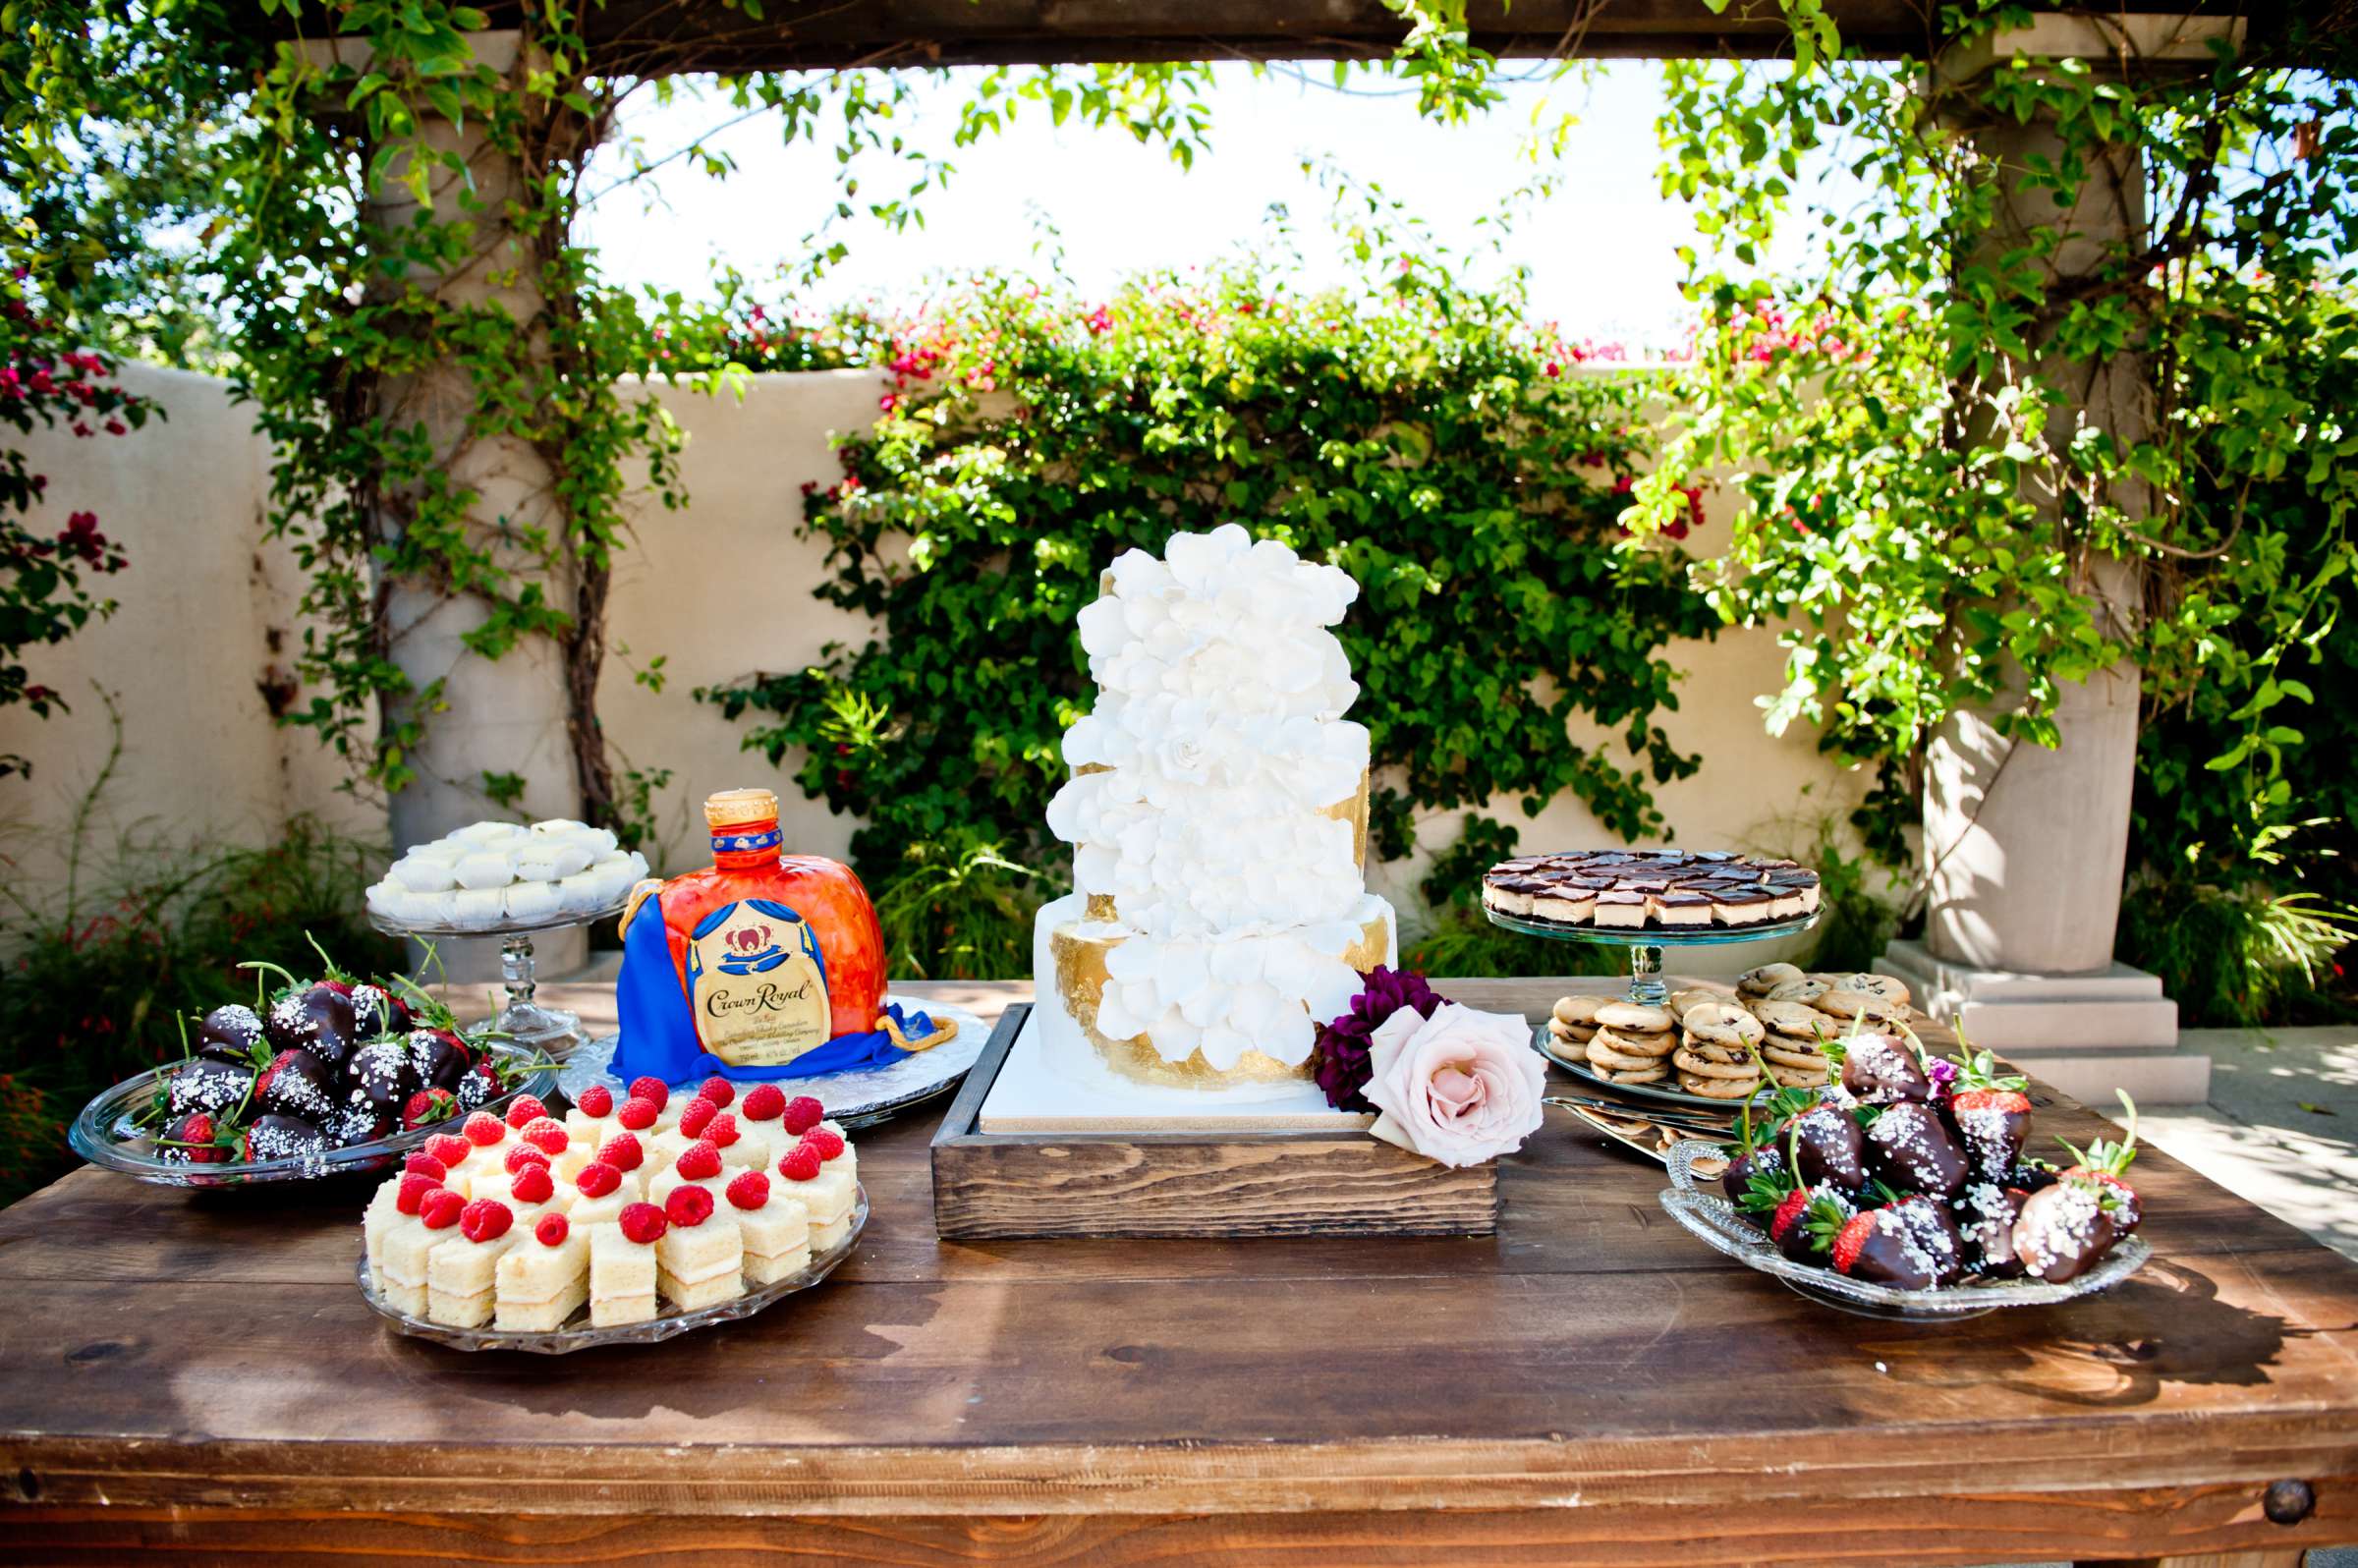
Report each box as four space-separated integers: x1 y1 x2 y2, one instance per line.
779 1145 822 1182
627 1076 669 1110
740 1084 785 1122
665 1185 715 1226
423 1133 472 1167
534 1212 570 1247
675 1140 723 1181
421 1188 466 1229
509 1164 555 1204
396 1172 441 1214
574 1084 614 1118
597 1132 645 1172
504 1094 549 1130
725 1169 770 1210
574 1160 621 1198
522 1117 570 1153
460 1198 514 1243
705 1111 740 1148
677 1097 717 1139
463 1111 506 1147
782 1095 824 1136
697 1075 736 1108
803 1127 846 1161
403 1151 447 1181
618 1202 667 1244
617 1096 658 1132
504 1143 550 1173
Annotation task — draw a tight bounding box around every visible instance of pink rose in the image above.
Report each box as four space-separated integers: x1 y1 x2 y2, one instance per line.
1361 1001 1546 1167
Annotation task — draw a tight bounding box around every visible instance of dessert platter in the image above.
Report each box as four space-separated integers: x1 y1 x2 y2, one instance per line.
1483 850 1820 1009
71 953 557 1187
1541 962 1908 1111
358 1078 866 1351
367 817 647 1055
1658 1027 2153 1319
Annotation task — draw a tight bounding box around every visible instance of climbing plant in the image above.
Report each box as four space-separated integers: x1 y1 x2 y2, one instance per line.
699 254 1717 902
1628 2 2358 913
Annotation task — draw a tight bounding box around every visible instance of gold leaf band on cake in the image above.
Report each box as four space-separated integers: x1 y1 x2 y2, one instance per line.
1049 911 1391 1088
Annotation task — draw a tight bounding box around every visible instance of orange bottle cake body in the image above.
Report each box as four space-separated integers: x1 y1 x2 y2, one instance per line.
611 789 887 1085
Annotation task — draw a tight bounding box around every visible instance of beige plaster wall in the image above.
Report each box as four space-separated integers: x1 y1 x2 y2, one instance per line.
2 364 1873 980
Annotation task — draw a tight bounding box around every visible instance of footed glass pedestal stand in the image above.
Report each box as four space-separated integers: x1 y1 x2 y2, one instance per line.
370 898 629 1058
1482 907 1819 1005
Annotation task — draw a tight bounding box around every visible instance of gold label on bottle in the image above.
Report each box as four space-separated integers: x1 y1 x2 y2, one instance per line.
686 899 830 1067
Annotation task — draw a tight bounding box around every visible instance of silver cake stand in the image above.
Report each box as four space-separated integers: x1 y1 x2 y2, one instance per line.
1483 905 1819 1007
370 897 629 1057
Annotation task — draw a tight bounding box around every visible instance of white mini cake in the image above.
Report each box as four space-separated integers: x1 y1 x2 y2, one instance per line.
494 1213 590 1331
653 1197 744 1312
777 1154 857 1249
720 1170 812 1284
565 1160 642 1227
588 1213 661 1326
425 1201 524 1328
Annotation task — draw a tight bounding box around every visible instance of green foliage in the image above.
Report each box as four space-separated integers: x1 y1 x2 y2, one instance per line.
871 834 1044 981
1400 813 1531 979
702 260 1716 905
1640 7 2358 892
0 730 399 1204
2118 881 2357 1030
1749 805 1899 975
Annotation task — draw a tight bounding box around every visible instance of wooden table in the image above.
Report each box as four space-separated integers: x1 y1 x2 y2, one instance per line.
3 977 2354 1566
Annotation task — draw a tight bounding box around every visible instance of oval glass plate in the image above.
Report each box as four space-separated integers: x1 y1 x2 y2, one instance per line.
359 1185 868 1353
557 996 993 1130
1658 1140 2151 1320
69 1043 561 1189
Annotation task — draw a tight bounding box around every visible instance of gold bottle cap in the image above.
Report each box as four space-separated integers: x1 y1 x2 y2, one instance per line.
703 787 780 831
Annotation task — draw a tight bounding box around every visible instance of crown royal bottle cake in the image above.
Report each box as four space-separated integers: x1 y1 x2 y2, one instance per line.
610 789 945 1087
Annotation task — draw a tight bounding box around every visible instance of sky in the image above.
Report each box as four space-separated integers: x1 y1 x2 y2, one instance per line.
576 61 1767 350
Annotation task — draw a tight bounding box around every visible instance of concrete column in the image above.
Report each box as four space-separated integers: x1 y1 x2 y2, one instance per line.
1923 101 2149 977
352 33 586 980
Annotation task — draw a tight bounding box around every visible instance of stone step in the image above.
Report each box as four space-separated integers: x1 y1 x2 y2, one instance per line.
1877 938 2163 1007
1955 996 2180 1051
1996 1043 2213 1108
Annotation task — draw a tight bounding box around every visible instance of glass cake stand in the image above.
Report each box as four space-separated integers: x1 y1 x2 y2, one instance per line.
370 897 629 1057
1483 905 1819 1006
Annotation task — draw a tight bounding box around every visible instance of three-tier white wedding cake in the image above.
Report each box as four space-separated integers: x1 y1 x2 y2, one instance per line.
1031 524 1398 1090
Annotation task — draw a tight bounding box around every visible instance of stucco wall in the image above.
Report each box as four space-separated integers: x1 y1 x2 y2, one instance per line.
2 364 1874 971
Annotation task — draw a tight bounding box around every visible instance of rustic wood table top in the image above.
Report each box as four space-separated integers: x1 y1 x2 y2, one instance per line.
3 976 2354 1567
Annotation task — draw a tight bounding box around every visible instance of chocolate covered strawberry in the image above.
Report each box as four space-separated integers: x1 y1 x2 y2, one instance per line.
238 1113 329 1164
345 1037 421 1125
1831 1196 1966 1289
404 1027 475 1093
1948 1050 2032 1181
253 1047 339 1123
1840 1033 1934 1105
1769 1101 1868 1192
1953 1181 2029 1278
2014 1092 2143 1282
1766 1182 1858 1263
167 1056 253 1119
157 1111 231 1165
347 980 411 1041
1865 1101 1970 1198
194 1003 266 1066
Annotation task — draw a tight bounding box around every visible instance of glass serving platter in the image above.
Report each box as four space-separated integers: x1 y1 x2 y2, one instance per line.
1484 905 1819 1006
69 1042 561 1189
358 1185 868 1353
1657 1140 2152 1320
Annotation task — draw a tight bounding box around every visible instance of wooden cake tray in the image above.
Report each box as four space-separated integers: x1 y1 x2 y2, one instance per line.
929 1005 1498 1239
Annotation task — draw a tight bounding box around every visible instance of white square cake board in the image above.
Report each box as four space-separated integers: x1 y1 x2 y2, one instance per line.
979 1009 1376 1136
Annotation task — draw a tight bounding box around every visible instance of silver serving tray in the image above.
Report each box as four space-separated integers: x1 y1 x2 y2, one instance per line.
1659 1139 2151 1319
359 1185 868 1352
557 996 992 1130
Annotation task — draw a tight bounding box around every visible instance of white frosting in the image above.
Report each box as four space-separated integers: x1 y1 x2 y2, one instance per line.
1043 525 1389 1071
